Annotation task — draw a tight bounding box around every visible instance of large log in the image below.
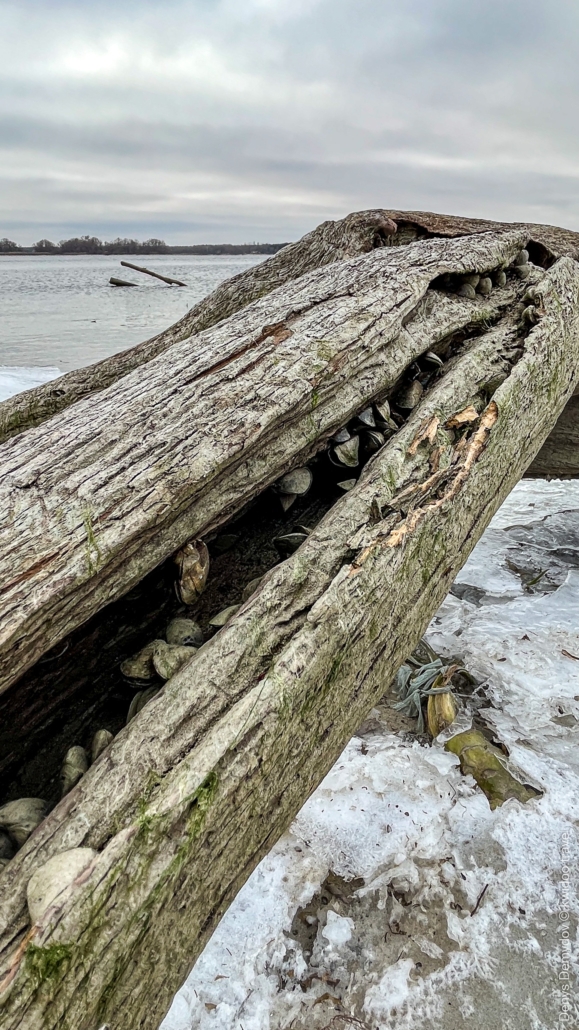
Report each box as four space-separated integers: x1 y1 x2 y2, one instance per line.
0 229 535 697
1 229 579 1029
3 209 579 476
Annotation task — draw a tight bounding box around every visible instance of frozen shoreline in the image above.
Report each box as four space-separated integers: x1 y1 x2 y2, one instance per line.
162 480 579 1030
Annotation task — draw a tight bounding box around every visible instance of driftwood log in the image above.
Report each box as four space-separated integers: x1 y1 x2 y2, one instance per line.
109 278 137 288
1 217 579 1029
119 261 187 288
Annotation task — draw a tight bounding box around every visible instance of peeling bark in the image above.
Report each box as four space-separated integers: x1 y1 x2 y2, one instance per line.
0 234 579 1030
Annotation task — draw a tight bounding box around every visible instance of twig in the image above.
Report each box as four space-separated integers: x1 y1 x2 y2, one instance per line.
471 883 489 916
120 260 187 287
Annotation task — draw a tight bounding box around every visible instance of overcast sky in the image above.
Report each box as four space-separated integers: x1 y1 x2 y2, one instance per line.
1 0 578 244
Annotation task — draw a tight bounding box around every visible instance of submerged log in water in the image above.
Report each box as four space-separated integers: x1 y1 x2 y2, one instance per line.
119 260 187 287
0 222 579 1029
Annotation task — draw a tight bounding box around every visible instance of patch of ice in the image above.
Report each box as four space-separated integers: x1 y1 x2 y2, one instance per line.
161 480 579 1030
0 365 61 402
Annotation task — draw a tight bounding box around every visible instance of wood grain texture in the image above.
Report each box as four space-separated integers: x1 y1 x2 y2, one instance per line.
1 249 578 1030
0 230 529 698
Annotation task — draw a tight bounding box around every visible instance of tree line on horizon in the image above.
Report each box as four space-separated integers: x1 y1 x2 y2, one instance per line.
0 235 287 255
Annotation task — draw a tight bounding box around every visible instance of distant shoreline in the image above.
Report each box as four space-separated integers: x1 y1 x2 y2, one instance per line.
0 244 288 256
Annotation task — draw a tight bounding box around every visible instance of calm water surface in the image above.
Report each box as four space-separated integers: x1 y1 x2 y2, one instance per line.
0 253 265 374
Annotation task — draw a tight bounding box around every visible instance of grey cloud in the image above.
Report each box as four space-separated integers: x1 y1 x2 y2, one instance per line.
0 0 578 244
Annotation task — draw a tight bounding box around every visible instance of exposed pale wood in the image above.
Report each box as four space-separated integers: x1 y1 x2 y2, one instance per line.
1 252 578 1030
0 230 532 699
119 261 187 287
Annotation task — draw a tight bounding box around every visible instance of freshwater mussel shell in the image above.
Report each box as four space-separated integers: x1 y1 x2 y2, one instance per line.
457 283 477 300
126 686 161 725
374 400 398 432
166 617 204 648
354 406 375 429
60 746 89 797
208 604 241 628
330 435 360 468
152 641 197 680
274 532 309 557
91 729 114 764
276 467 313 497
332 427 351 445
0 829 14 861
395 380 423 411
513 248 529 266
174 539 210 605
0 798 47 848
337 479 357 492
477 277 492 296
242 575 264 602
422 351 444 368
279 493 297 512
362 430 385 453
120 639 164 682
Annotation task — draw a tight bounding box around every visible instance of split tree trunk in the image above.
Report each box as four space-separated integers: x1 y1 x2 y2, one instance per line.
0 229 552 696
1 227 579 1029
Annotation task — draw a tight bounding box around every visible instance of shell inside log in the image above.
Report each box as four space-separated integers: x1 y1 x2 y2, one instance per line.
457 283 477 300
208 604 242 628
166 617 204 648
174 539 210 605
355 406 375 429
91 729 113 764
0 798 47 848
60 746 89 797
276 467 313 497
242 576 264 602
274 532 309 557
152 641 197 681
362 430 385 453
396 380 423 411
279 492 297 512
126 686 161 725
515 263 531 280
330 436 360 467
120 639 164 682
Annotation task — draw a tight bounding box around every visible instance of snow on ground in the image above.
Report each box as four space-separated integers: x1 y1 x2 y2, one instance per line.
0 365 60 402
161 480 579 1030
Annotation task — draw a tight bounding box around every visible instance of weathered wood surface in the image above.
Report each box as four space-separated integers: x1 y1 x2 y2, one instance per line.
0 229 537 699
3 208 579 473
0 211 397 442
1 251 578 1030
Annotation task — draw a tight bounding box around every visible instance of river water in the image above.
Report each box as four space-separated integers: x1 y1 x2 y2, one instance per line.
0 253 265 399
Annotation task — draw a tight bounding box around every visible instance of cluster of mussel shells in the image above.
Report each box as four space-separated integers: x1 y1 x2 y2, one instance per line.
0 728 118 874
0 381 442 879
438 248 533 300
